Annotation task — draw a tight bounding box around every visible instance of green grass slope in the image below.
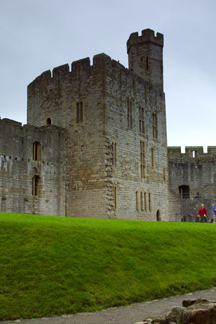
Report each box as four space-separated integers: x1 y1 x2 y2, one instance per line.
1 213 216 321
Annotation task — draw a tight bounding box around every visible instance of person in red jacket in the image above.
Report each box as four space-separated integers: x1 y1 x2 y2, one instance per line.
198 204 207 222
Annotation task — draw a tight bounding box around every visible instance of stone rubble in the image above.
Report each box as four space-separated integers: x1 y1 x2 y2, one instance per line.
134 298 216 324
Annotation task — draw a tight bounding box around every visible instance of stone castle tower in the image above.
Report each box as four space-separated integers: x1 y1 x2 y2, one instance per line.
127 29 164 91
1 28 215 221
0 29 169 220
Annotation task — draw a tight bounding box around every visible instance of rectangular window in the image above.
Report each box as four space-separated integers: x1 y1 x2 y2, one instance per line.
127 100 132 129
140 192 144 211
33 142 41 161
112 142 116 166
192 150 197 158
32 175 40 196
140 141 145 178
139 106 145 134
113 186 117 209
144 192 147 211
136 191 139 210
152 113 157 139
76 101 83 124
148 193 151 211
163 168 166 181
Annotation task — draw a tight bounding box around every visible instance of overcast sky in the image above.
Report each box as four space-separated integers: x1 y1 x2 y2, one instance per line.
1 0 216 152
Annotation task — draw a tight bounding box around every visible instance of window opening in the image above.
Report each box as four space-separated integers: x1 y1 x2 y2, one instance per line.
140 192 144 211
163 168 166 181
192 150 196 158
127 100 132 129
144 192 147 211
136 191 139 210
179 185 190 199
139 106 145 134
33 142 41 161
148 193 151 211
140 141 145 178
152 113 157 139
32 175 40 196
46 118 51 125
113 186 117 209
76 101 83 124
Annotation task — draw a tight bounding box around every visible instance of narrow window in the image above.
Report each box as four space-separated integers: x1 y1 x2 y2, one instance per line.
192 150 196 158
140 192 144 211
148 193 151 211
113 186 117 209
179 185 190 199
127 100 132 129
163 168 166 181
140 141 145 178
139 106 145 134
46 118 51 125
76 101 84 124
111 142 116 166
33 142 41 161
144 192 147 211
136 191 139 210
32 175 40 196
152 113 158 139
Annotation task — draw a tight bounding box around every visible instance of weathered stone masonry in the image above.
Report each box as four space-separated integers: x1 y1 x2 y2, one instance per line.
168 146 216 222
0 118 67 216
0 28 215 221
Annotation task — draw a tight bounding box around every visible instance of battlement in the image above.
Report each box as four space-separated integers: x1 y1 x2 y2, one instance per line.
28 54 113 91
168 146 216 159
127 28 163 53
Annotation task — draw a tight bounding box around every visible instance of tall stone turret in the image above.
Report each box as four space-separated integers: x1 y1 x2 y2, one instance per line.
127 29 164 91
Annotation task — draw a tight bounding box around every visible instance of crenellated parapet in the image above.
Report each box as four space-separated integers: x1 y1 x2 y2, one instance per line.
27 50 163 129
168 146 216 159
28 54 113 90
127 29 164 91
127 28 163 53
27 54 114 127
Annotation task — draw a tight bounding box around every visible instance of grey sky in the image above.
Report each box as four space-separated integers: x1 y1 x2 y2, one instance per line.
1 0 216 151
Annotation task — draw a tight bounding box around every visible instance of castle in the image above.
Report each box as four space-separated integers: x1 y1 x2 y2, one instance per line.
1 29 216 222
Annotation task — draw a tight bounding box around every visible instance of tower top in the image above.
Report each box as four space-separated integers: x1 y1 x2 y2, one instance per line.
127 29 163 54
126 29 164 91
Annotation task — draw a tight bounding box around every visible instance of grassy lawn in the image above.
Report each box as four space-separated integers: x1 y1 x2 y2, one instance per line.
1 212 216 321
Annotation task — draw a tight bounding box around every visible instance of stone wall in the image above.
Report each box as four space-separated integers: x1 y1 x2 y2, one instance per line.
27 54 111 218
168 146 216 222
25 28 169 221
104 57 168 220
0 118 67 216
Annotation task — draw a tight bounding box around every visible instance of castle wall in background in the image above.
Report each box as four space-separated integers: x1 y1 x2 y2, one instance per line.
0 118 67 216
168 146 216 222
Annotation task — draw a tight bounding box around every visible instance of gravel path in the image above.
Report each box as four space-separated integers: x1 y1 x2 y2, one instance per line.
2 287 216 324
